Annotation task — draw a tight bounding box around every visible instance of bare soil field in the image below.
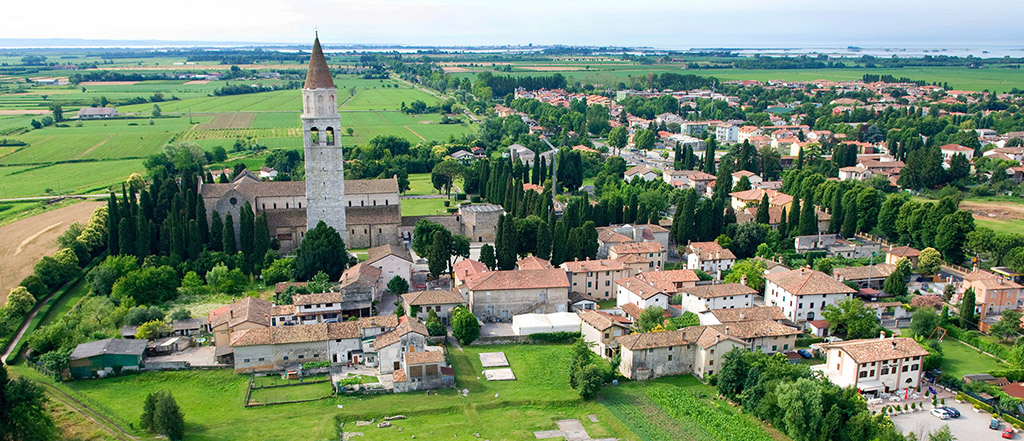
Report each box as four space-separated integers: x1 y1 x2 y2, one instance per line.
0 201 101 302
518 66 584 71
198 112 256 130
0 109 50 115
961 200 1024 220
183 80 210 85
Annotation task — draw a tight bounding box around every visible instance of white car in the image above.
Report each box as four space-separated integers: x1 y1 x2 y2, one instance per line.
931 408 950 420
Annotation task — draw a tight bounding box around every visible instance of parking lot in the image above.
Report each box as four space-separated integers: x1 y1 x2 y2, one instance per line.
892 402 1012 440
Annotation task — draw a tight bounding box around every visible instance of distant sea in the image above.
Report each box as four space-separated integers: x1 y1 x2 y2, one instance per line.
679 45 1024 59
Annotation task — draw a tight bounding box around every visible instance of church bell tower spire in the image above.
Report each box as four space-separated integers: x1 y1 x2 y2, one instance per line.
302 35 347 240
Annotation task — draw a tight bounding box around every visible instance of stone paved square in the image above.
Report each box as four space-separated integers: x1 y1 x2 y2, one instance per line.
483 368 516 381
479 352 509 367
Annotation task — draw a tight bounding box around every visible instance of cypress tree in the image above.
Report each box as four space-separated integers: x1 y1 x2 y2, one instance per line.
828 189 844 234
799 191 817 235
479 243 496 270
779 207 789 239
107 192 120 255
118 218 134 257
222 212 237 253
960 288 976 329
195 197 208 243
496 215 517 270
536 220 551 260
153 392 184 441
139 189 154 222
703 136 717 174
239 202 254 257
551 219 568 266
209 211 223 252
710 198 725 239
170 218 186 259
428 231 448 278
626 193 639 223
841 194 858 238
755 193 771 224
539 156 547 183
136 213 150 257
788 196 801 236
187 219 202 260
254 214 270 267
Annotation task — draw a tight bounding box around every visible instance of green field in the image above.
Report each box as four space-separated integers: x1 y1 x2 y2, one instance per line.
400 197 451 216
939 338 1006 378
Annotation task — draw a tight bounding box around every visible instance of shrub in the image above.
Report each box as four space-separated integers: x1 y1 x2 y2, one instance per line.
796 337 825 347
455 193 467 201
302 360 330 370
527 332 580 343
470 195 481 203
443 200 451 207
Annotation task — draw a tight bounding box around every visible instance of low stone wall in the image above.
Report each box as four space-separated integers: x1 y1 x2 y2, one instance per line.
469 335 531 345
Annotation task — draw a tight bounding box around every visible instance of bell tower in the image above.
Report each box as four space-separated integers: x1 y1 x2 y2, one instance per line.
302 35 346 240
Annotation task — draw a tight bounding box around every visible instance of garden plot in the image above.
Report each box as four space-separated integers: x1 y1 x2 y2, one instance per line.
479 352 509 367
484 368 516 381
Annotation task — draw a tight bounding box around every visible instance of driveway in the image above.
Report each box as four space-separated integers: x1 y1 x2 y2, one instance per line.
143 346 219 367
891 401 1009 441
480 322 515 337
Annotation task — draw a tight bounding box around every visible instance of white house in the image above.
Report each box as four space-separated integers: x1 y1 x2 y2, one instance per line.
815 335 928 395
939 144 974 163
684 242 736 277
764 267 856 324
580 310 630 359
677 283 756 313
624 164 659 182
615 276 670 310
715 123 739 143
365 244 414 289
731 170 762 189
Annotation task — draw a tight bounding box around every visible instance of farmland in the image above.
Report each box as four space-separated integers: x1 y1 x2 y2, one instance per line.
0 73 474 198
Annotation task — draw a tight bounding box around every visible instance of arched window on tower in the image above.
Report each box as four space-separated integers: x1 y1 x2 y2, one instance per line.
325 127 335 146
310 127 320 145
317 95 324 111
305 96 311 113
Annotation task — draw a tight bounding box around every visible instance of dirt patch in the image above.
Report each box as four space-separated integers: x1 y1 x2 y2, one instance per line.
0 201 101 302
183 80 210 85
518 66 582 71
78 81 138 86
198 113 256 130
961 200 1024 221
0 109 49 115
441 66 473 73
403 126 426 141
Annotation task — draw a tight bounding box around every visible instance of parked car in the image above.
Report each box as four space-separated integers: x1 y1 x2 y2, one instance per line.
1004 427 1015 439
940 407 961 418
992 418 1002 430
930 409 950 420
797 349 813 359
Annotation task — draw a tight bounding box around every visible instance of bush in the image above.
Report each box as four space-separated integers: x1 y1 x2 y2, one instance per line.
470 195 481 203
796 337 825 347
527 332 580 343
455 193 467 201
302 360 330 370
443 200 451 207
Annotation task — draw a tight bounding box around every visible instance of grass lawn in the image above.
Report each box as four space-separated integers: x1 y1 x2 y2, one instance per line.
401 197 452 216
597 299 617 309
938 338 1006 377
248 380 333 405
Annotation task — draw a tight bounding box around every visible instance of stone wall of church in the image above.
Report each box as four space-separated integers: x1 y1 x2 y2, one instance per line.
347 223 402 249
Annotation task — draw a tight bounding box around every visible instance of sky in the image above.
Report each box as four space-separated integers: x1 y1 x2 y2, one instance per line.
4 0 1023 48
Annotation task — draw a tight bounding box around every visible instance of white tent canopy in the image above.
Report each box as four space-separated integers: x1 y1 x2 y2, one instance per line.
512 312 581 336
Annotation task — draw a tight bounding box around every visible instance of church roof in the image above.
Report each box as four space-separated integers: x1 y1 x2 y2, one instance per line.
304 36 335 90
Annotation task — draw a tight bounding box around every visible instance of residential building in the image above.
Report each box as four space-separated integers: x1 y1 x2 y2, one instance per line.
365 244 413 288
580 310 630 359
765 267 857 324
729 188 793 212
833 263 897 290
624 164 659 182
702 306 787 325
617 326 745 380
562 258 634 300
885 246 921 268
462 269 570 320
517 256 553 270
678 283 756 313
77 107 118 119
453 259 488 288
712 320 801 354
608 241 665 270
731 170 762 188
401 289 466 324
962 270 1024 326
939 144 975 163
373 318 430 374
815 336 928 394
637 269 700 294
209 297 272 348
615 276 670 310
684 242 736 277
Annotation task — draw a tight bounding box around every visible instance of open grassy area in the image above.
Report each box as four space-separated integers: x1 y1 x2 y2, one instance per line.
400 197 451 216
939 338 1007 378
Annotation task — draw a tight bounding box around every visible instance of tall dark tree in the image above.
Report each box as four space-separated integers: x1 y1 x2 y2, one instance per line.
107 192 120 255
778 207 789 240
253 214 270 265
536 221 551 260
222 212 237 254
294 221 348 280
195 197 208 243
187 219 202 260
841 193 858 238
828 189 843 234
755 193 770 224
118 218 134 257
209 211 223 252
799 191 817 236
496 215 517 270
136 214 151 257
788 196 801 237
551 219 568 266
239 202 255 257
479 243 497 270
960 288 976 329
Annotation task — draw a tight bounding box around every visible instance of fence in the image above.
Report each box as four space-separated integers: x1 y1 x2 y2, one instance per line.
244 373 334 407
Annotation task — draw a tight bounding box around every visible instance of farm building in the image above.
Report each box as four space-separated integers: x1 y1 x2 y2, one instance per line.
77 107 118 118
68 338 147 379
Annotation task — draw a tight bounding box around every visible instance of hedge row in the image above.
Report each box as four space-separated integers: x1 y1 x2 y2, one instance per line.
526 332 580 344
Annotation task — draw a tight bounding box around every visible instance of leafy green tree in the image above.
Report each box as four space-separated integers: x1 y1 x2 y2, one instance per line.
4 287 35 317
306 271 333 293
33 248 80 290
387 275 409 295
910 307 940 338
0 364 57 441
927 425 955 441
412 219 448 257
934 210 975 264
428 231 449 277
577 364 604 400
479 244 496 270
294 221 348 280
607 126 628 154
882 270 907 298
775 378 824 441
136 320 172 339
425 309 446 336
989 309 1022 342
451 306 479 345
126 306 165 326
112 265 180 305
152 391 185 441
723 259 767 291
635 306 666 332
822 298 879 339
716 348 750 399
431 159 465 199
960 288 976 329
633 129 655 151
568 338 595 389
261 258 294 285
733 176 752 192
919 247 942 274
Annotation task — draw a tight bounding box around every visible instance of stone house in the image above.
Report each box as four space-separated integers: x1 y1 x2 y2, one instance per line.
580 310 630 359
365 244 413 288
684 242 736 277
460 204 504 242
765 267 856 324
608 241 665 271
617 326 745 380
462 269 570 320
372 319 429 374
677 283 756 313
561 258 635 300
401 289 466 324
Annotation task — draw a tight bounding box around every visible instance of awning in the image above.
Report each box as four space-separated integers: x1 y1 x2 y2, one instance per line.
858 379 885 392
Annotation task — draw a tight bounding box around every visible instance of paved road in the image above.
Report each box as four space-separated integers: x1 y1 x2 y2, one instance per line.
892 401 1008 441
0 194 106 202
1 286 62 364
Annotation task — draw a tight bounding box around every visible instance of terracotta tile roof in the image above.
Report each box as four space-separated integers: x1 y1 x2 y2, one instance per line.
620 302 643 319
402 289 465 306
610 241 664 255
940 144 973 152
964 269 1000 282
304 37 335 89
453 259 488 281
766 268 856 296
366 244 412 265
743 206 783 224
687 241 723 253
711 320 800 339
710 306 786 323
464 269 569 291
274 281 307 294
562 259 627 272
373 319 428 350
625 164 656 177
635 223 670 233
345 177 400 194
339 263 382 287
597 229 633 244
732 170 757 178
293 292 343 306
682 283 756 299
230 323 330 347
328 321 361 339
617 326 742 351
272 304 296 316
614 254 650 264
729 188 793 206
210 297 272 329
823 337 929 364
404 350 444 365
580 310 623 331
357 315 398 330
616 277 668 300
638 270 700 291
969 278 1024 290
833 263 896 282
517 256 553 270
392 368 407 382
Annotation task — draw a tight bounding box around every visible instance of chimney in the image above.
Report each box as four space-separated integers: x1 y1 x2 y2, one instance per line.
891 340 897 350
725 326 730 335
741 274 748 286
879 330 885 340
229 309 234 319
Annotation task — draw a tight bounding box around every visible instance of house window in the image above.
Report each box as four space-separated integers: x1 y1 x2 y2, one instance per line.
709 360 714 366
244 359 250 363
911 364 919 371
902 365 908 372
258 357 265 361
772 345 777 352
283 356 288 360
859 371 868 378
298 355 304 359
668 354 673 361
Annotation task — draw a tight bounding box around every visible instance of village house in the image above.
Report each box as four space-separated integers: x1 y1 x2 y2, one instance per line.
365 244 413 288
615 276 670 311
580 310 630 359
832 263 897 290
401 289 466 324
69 339 147 379
209 297 272 348
77 107 118 119
608 241 665 270
815 335 928 394
453 259 489 288
617 326 745 380
562 258 635 300
962 270 1024 330
765 267 857 324
711 320 801 354
729 188 793 212
604 224 671 252
885 246 920 268
939 144 974 164
731 170 762 188
596 228 634 258
677 282 756 313
663 169 716 194
700 305 788 325
683 241 736 277
624 164 659 182
636 269 700 294
462 268 570 320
